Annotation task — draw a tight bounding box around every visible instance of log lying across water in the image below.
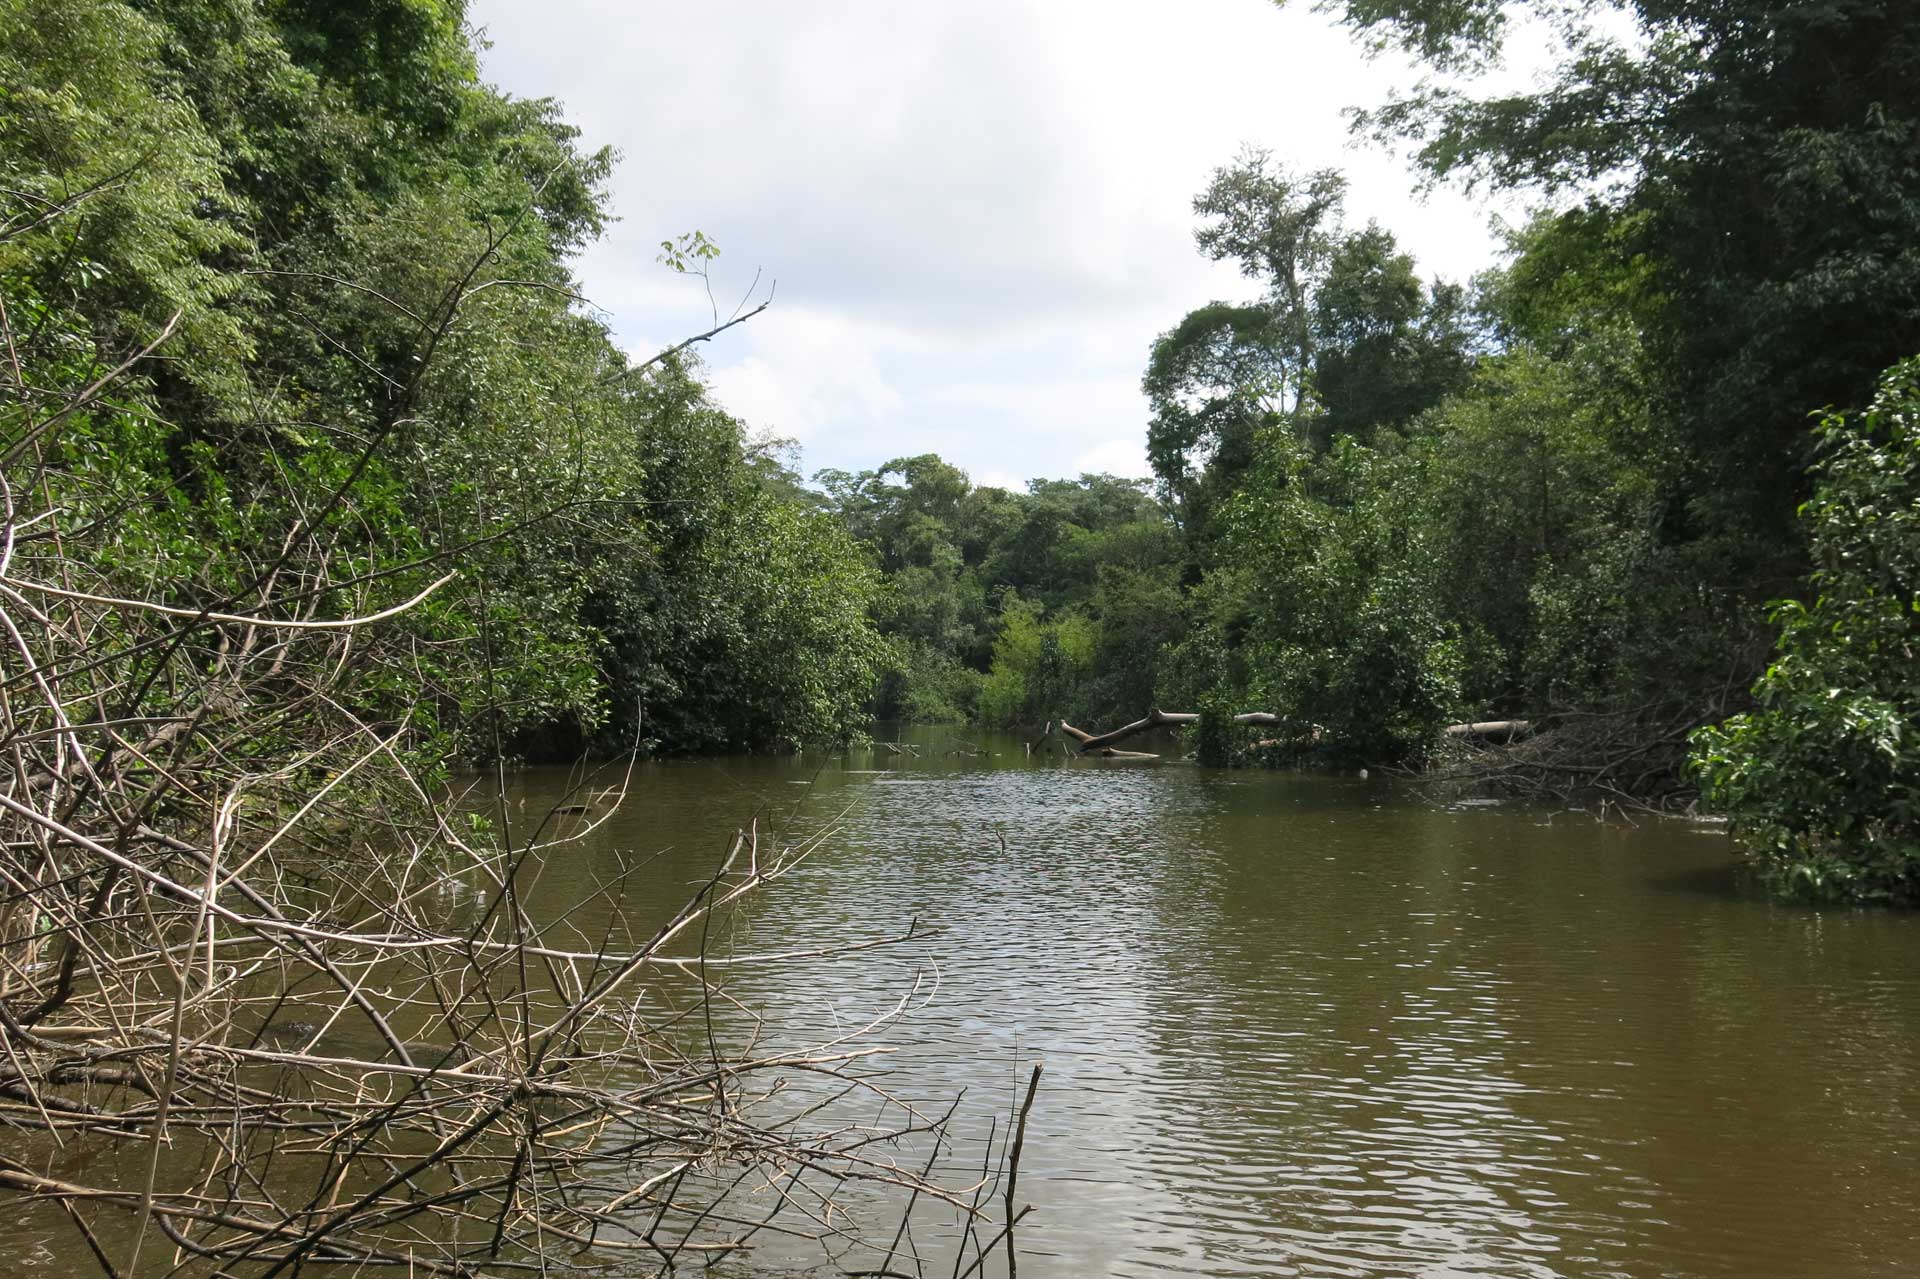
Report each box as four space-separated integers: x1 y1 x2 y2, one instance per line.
1059 708 1281 752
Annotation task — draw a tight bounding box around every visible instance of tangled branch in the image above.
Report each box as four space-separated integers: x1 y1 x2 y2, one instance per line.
0 240 1015 1278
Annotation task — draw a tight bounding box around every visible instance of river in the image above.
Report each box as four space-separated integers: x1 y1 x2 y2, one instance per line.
470 725 1920 1278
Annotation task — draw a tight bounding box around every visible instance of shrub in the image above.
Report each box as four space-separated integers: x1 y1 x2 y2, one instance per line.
1691 359 1920 904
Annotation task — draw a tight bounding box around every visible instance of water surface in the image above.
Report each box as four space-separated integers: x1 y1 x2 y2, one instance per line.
485 727 1920 1278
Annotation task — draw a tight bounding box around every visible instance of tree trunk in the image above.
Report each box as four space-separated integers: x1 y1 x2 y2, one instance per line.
1443 720 1533 743
1059 709 1280 752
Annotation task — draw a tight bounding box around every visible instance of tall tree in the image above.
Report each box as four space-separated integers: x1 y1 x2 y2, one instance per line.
1146 157 1471 527
1336 0 1920 554
1192 152 1348 410
1313 224 1474 446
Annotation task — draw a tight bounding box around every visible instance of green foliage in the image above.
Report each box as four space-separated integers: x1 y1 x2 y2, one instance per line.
819 457 1180 728
1346 0 1920 561
0 0 245 371
1205 432 1468 760
1143 301 1283 535
3 0 882 765
849 0 1920 822
974 597 1098 728
1409 336 1663 706
1316 0 1508 70
657 229 722 274
1192 693 1238 768
587 420 886 752
1313 226 1473 447
972 600 1037 728
871 640 982 723
1086 559 1185 717
1147 151 1780 772
1146 151 1473 556
1247 0 1920 815
1140 156 1488 761
1692 359 1920 905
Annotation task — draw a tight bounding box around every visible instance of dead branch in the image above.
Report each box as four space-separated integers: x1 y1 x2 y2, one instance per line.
1059 708 1280 752
0 236 981 1277
1422 703 1711 814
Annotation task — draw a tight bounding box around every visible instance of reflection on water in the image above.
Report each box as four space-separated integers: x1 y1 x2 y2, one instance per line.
12 730 1905 1276
472 727 1920 1279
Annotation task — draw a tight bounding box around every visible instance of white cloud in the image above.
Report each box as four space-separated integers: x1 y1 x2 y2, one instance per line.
473 0 1540 484
927 374 1142 437
703 306 906 444
972 468 1028 493
1072 438 1153 479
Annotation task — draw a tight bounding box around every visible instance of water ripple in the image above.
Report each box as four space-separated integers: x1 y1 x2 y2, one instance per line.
505 739 1920 1278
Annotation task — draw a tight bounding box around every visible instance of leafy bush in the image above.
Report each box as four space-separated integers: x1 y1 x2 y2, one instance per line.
4 0 882 761
877 641 982 723
1691 359 1920 904
974 597 1097 727
1211 432 1468 760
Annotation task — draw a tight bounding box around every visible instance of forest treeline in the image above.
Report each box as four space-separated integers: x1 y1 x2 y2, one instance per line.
2 6 959 1262
817 0 1920 902
4 0 1917 901
5 0 886 764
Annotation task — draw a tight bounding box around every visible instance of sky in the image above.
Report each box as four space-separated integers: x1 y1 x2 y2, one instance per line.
470 0 1541 491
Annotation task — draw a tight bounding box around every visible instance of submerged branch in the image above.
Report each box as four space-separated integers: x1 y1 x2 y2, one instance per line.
1059 708 1280 753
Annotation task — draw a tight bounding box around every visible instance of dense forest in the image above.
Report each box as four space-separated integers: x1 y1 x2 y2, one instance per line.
3 1 1917 902
5 0 890 767
1 1 1918 1274
816 1 1920 904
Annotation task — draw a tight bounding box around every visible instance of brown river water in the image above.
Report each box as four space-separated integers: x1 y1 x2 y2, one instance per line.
476 726 1920 1278
7 725 1918 1277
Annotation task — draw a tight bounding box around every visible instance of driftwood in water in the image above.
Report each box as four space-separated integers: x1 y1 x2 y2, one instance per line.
1443 719 1534 744
1059 708 1281 753
1250 726 1325 752
1425 699 1725 813
1058 710 1189 751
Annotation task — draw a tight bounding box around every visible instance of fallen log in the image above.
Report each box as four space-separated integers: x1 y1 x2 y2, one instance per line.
1443 720 1533 743
1250 723 1325 750
1060 708 1280 752
1059 709 1188 750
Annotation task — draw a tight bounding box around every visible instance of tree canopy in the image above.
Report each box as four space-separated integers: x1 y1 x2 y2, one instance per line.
8 0 1919 903
2 0 881 758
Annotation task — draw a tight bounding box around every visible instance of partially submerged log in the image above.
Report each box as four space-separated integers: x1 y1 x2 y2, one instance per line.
1059 709 1187 750
1443 719 1534 744
1249 725 1324 752
1060 708 1280 752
